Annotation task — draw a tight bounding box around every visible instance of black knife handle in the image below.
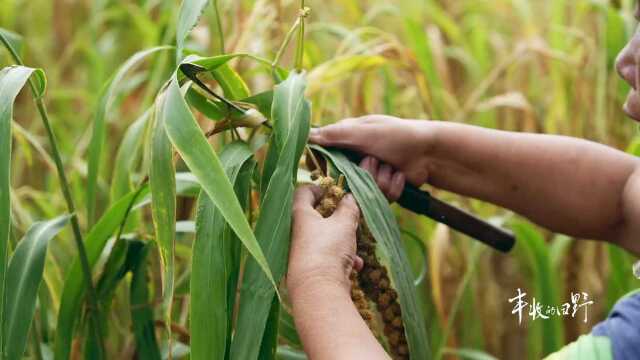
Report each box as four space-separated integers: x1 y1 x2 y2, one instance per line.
399 185 515 253
335 148 515 253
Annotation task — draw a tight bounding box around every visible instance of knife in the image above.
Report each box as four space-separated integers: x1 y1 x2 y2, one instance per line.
338 149 516 253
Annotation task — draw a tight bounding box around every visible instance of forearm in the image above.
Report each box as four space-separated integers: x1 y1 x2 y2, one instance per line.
426 122 640 242
290 281 389 360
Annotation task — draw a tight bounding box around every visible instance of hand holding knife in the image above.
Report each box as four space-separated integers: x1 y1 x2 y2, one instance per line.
337 148 516 253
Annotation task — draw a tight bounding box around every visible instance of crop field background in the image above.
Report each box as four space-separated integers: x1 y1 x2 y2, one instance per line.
1 0 640 359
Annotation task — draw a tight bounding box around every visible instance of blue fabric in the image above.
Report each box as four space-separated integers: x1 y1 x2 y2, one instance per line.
591 292 640 359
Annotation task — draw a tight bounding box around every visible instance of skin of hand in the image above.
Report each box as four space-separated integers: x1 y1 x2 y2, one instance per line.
287 185 362 295
287 185 390 360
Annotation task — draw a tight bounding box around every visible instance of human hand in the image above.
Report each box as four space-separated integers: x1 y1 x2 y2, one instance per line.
310 115 433 186
287 185 362 297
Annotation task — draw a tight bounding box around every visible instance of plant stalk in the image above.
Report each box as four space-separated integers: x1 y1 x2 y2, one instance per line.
0 34 106 359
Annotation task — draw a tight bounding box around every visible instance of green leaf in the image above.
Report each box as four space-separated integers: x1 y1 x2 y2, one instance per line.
86 45 172 225
311 146 431 360
0 65 44 357
162 75 277 293
213 64 250 100
110 108 151 202
0 29 22 56
54 188 148 360
442 348 499 360
176 0 210 62
130 242 161 360
3 215 70 360
231 72 310 360
191 142 254 360
150 91 177 331
511 220 564 356
85 238 148 358
276 346 307 360
185 87 226 121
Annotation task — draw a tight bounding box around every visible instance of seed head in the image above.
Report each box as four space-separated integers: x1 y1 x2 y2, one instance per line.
319 176 335 189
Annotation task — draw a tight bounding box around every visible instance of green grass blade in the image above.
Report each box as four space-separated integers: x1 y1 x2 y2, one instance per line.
3 215 70 360
85 239 147 358
0 65 41 356
231 72 310 360
54 188 149 360
110 109 151 202
176 0 210 62
162 76 276 291
312 146 431 360
86 46 172 225
0 29 21 56
191 141 254 360
511 220 564 357
150 91 177 335
213 64 251 100
130 242 162 360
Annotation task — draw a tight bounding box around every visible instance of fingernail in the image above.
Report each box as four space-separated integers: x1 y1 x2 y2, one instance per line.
309 128 319 136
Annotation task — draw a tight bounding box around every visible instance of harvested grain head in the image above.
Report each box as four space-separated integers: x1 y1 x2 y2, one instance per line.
311 175 376 331
355 220 409 360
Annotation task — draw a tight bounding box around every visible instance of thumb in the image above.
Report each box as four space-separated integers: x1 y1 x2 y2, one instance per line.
332 194 360 224
309 122 367 152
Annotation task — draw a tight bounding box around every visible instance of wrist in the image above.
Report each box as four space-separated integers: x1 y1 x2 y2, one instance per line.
287 263 351 301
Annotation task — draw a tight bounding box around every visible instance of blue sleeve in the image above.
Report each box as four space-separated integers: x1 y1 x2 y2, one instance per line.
591 291 640 360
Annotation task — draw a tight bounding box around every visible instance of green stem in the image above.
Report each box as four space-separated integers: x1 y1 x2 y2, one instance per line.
212 0 225 54
294 1 307 72
0 34 106 359
272 17 301 70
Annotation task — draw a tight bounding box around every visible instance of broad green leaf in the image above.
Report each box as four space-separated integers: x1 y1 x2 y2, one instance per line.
544 335 612 360
311 146 431 360
0 65 44 356
150 91 176 331
185 87 225 120
213 64 250 100
442 348 498 360
162 75 276 292
176 0 210 62
512 220 564 356
0 29 21 56
231 72 310 360
86 45 172 225
276 346 307 360
130 242 161 360
3 215 70 360
85 238 148 358
191 142 254 360
54 188 149 360
278 308 301 348
110 108 150 202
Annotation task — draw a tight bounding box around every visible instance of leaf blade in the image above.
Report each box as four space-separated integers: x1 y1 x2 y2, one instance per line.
3 215 70 360
0 65 41 356
191 142 254 360
162 76 276 291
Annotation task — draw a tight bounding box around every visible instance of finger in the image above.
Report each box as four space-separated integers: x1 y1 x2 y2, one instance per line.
353 255 364 272
387 171 406 202
359 156 374 175
376 164 393 195
292 185 323 217
332 194 360 224
309 123 367 152
362 156 379 179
